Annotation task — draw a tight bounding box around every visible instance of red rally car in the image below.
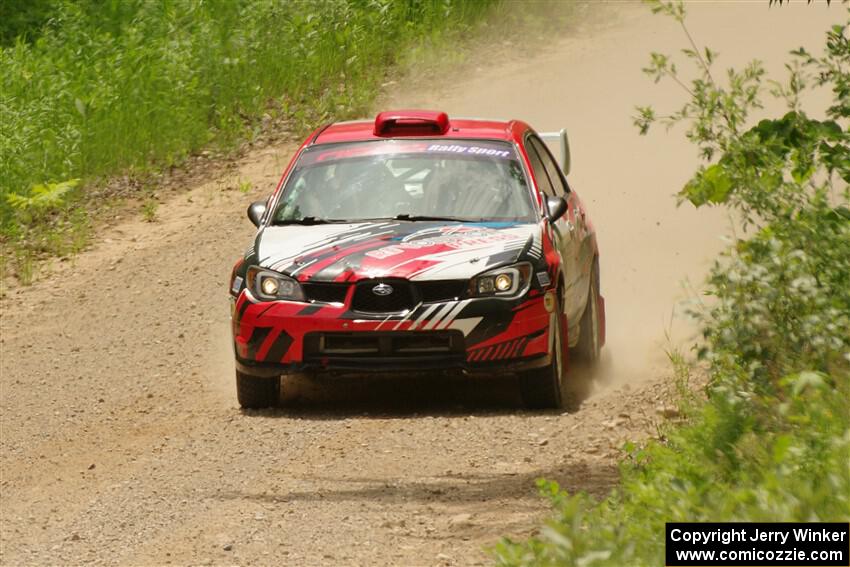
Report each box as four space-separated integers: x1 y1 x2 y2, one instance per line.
229 110 605 409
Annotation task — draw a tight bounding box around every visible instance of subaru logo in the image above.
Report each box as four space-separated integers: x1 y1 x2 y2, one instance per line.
372 283 393 296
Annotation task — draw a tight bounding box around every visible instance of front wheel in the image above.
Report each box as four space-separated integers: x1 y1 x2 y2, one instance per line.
236 370 280 409
519 308 566 409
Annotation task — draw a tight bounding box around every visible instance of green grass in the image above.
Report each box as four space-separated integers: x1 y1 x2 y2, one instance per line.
141 198 158 223
2 0 542 281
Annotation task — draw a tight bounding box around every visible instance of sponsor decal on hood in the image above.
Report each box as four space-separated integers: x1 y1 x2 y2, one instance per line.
257 221 541 282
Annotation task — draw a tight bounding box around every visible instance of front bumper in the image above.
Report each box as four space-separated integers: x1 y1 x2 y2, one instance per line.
232 289 552 375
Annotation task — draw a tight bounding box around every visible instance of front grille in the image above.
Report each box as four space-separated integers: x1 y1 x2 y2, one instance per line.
303 282 349 304
351 279 415 313
304 331 464 358
417 280 467 303
302 279 468 311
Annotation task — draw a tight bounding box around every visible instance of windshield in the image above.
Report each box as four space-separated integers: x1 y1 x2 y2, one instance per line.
271 139 535 224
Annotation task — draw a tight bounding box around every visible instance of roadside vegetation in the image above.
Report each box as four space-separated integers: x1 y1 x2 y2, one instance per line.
495 3 850 565
2 0 560 284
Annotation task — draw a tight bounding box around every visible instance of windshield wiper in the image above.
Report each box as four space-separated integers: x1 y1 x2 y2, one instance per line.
274 215 487 225
393 214 480 222
272 217 352 226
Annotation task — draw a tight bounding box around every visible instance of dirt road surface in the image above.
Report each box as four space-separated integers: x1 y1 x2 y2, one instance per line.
1 3 842 566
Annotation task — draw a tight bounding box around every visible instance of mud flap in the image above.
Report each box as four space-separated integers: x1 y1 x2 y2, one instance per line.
597 294 606 348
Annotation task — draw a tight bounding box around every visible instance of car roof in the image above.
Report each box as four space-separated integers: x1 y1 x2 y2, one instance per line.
311 111 530 146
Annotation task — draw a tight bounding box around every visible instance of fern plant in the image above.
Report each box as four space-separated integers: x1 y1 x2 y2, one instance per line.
6 178 79 223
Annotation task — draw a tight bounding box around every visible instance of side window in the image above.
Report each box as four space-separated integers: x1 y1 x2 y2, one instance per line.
529 136 568 197
525 139 555 197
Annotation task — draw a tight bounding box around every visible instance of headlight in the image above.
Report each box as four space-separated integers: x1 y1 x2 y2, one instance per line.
470 263 532 298
495 274 512 291
246 266 305 301
261 277 279 296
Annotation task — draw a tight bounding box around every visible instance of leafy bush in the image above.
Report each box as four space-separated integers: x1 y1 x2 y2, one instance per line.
495 3 850 566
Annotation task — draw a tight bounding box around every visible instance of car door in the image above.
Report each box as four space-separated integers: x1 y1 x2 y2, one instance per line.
524 134 584 332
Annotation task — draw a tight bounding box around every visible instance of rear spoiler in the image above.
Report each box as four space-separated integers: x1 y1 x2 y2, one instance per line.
538 129 571 176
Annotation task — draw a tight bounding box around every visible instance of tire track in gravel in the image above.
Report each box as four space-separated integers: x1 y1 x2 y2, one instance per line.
1 3 842 566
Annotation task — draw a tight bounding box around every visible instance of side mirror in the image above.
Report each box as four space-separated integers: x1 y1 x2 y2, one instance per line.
546 196 568 222
247 200 267 227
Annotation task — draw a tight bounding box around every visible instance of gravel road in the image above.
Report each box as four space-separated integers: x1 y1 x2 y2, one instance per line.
1 3 840 565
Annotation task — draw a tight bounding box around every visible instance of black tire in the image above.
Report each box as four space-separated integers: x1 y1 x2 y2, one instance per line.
236 370 280 409
519 307 566 409
575 260 601 363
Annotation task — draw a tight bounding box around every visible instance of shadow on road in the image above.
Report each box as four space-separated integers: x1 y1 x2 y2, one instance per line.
282 372 524 417
239 369 596 419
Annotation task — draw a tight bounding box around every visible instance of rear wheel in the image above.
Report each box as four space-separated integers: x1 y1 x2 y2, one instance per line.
520 306 565 409
236 370 280 409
